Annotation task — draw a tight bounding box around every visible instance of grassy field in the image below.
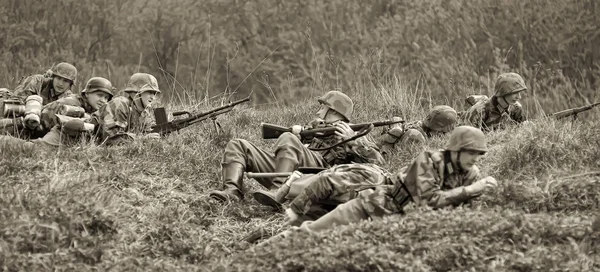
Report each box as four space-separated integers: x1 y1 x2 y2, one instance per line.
1 82 599 271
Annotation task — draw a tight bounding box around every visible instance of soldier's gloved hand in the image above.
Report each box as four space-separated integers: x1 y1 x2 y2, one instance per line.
23 114 41 130
334 122 356 140
465 176 498 196
285 208 300 225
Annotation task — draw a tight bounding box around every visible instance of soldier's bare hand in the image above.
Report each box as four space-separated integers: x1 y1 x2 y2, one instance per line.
334 122 356 140
285 208 300 225
466 176 498 195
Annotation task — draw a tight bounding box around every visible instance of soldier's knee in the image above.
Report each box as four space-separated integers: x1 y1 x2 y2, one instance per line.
275 132 302 148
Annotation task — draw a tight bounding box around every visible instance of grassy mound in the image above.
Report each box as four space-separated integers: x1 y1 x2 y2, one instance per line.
220 209 599 272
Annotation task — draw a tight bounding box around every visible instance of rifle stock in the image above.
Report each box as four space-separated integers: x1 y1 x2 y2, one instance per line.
261 119 405 140
151 96 250 136
549 102 600 120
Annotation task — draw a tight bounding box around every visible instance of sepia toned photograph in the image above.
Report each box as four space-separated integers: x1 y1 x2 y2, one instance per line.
0 0 598 271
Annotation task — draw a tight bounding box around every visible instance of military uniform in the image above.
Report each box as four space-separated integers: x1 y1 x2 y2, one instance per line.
261 126 496 241
376 105 458 155
12 62 78 105
210 90 385 202
460 73 527 131
2 63 78 139
35 77 114 146
286 163 393 224
12 74 73 105
94 96 155 144
93 73 160 145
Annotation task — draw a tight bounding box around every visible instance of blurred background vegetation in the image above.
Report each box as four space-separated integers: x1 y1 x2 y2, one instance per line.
1 0 598 112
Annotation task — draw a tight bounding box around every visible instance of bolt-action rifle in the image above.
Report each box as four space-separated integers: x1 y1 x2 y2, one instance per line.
151 96 250 136
548 102 600 120
261 119 405 140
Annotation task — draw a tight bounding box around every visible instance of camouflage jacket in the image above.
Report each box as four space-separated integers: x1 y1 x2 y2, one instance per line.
12 74 73 105
359 149 482 218
92 96 155 144
460 96 526 131
302 119 385 166
289 163 394 216
40 94 95 132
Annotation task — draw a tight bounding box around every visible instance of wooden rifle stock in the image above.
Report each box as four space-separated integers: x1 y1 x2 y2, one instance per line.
261 119 405 139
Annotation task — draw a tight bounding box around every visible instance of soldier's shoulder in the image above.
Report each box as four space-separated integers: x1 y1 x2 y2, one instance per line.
110 96 130 104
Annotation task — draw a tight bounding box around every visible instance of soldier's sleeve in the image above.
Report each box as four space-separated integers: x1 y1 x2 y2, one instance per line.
459 103 484 129
509 102 526 123
12 75 44 101
40 96 82 130
98 99 131 139
408 153 471 208
345 135 386 165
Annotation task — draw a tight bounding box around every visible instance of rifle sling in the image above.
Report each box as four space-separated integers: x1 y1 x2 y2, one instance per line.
308 124 374 151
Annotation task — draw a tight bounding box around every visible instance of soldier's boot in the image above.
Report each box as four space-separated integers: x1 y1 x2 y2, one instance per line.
209 163 245 202
252 158 297 211
253 170 303 212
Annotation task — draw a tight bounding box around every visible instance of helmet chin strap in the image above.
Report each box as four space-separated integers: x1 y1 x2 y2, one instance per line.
450 151 465 172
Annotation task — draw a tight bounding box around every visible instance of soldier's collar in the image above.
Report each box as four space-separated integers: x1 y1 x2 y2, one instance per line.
491 96 509 113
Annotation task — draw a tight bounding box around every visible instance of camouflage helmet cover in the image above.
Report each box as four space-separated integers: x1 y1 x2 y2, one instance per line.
123 73 161 94
50 62 78 82
423 105 458 132
81 77 114 100
445 125 488 153
494 72 527 97
317 90 354 121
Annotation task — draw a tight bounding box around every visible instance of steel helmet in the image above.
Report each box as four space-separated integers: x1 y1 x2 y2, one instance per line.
123 73 161 95
423 105 458 132
494 72 527 97
50 62 78 82
317 90 353 121
445 126 488 153
81 77 114 100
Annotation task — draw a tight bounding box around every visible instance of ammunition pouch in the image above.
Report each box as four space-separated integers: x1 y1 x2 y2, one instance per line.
390 179 413 208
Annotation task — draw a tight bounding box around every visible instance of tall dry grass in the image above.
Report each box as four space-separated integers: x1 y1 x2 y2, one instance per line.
1 75 599 270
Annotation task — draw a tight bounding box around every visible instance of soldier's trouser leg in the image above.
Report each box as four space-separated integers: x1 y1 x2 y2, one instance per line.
0 135 35 151
252 133 328 209
32 126 68 147
259 198 369 246
272 132 328 187
210 139 277 202
289 174 338 216
300 197 369 232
